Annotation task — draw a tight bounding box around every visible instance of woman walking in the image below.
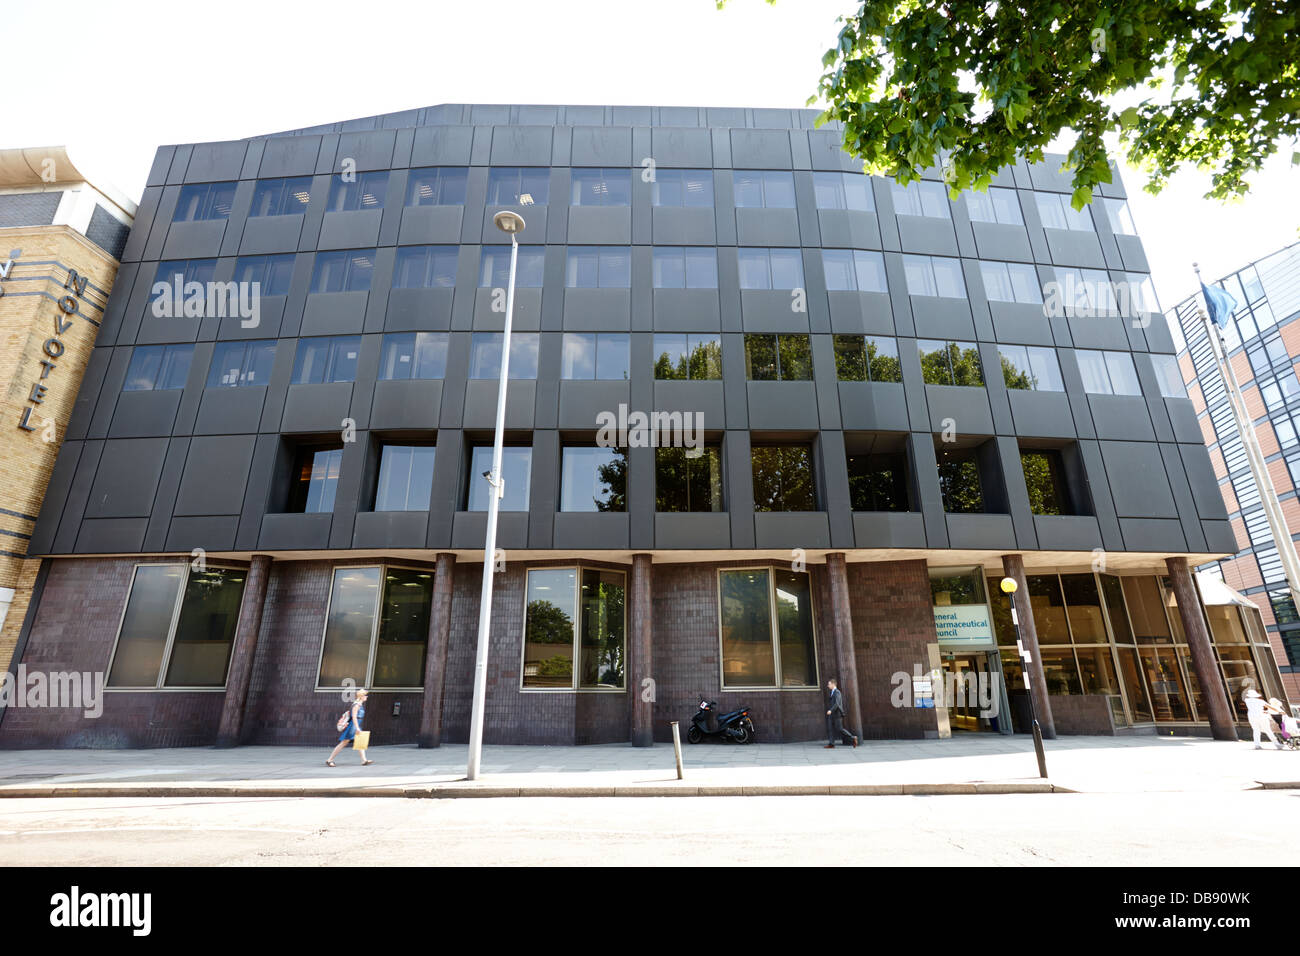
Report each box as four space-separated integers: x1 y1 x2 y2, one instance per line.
327 688 374 766
1242 678 1282 750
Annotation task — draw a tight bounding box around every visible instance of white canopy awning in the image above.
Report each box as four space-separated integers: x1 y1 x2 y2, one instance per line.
1195 571 1258 609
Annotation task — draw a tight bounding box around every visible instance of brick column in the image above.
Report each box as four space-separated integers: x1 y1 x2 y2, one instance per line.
1000 554 1056 739
215 555 272 748
1166 556 1237 741
417 552 457 748
629 553 653 746
825 553 863 738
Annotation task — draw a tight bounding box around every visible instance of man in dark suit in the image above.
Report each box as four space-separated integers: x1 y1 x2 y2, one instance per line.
825 677 858 749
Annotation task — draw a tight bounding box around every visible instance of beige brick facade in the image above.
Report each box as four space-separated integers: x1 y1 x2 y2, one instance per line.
0 226 120 670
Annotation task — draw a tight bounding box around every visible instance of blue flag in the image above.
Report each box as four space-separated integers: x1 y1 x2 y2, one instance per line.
1202 282 1238 329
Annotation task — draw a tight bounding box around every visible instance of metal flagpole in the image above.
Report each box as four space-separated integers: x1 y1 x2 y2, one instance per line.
1194 263 1300 614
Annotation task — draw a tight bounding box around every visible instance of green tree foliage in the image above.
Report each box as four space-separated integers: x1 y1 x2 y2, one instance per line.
726 0 1300 205
1001 354 1035 390
937 455 984 512
525 599 574 645
1021 450 1065 515
594 449 628 512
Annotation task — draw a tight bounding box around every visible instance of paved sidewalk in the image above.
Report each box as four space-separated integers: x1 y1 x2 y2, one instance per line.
1 734 1298 797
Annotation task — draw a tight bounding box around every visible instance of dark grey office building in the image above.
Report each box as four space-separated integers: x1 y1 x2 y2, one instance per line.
1 103 1275 750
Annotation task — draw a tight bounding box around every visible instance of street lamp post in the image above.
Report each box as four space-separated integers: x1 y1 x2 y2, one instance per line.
1000 576 1048 779
466 210 525 781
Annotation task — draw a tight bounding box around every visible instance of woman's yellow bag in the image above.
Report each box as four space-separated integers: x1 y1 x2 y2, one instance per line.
352 731 371 750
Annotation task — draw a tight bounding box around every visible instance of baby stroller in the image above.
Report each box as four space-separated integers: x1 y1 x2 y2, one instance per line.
1268 699 1300 750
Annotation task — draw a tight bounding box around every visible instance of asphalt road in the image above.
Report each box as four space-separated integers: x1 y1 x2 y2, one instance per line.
1 791 1297 866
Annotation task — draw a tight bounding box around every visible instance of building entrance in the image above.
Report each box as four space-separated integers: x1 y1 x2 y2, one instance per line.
939 651 1003 732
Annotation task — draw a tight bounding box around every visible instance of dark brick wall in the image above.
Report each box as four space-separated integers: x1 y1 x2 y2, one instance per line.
1 555 945 748
1050 694 1117 735
847 559 942 739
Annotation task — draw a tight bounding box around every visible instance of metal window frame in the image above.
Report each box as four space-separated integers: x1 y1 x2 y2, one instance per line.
519 564 628 693
716 565 821 692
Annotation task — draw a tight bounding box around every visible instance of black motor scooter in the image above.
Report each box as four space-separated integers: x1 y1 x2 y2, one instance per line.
686 700 756 744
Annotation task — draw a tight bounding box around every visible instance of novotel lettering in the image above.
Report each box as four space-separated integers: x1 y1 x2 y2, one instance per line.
16 259 89 434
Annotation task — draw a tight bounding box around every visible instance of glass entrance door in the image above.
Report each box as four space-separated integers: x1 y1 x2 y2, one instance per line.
941 653 995 732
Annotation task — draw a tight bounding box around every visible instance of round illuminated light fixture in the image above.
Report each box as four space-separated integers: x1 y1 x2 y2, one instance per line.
493 211 526 235
999 576 1018 595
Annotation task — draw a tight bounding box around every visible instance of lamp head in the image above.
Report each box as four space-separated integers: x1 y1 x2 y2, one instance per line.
493 210 526 235
999 576 1017 595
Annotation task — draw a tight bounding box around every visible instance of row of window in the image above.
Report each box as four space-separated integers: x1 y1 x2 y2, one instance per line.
105 560 820 694
123 333 1188 399
175 170 1139 236
150 250 1159 307
279 432 1086 519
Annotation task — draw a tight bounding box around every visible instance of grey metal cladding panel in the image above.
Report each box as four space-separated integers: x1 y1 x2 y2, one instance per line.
258 136 322 177
1143 314 1176 354
462 380 536 429
1179 443 1229 521
183 141 247 182
725 430 754 546
134 310 201 345
1116 235 1150 272
489 126 553 165
28 440 82 555
144 437 187 551
452 511 528 550
1159 442 1207 552
753 512 830 550
1166 399 1203 444
259 512 332 551
327 441 364 549
735 208 800 246
740 291 808 332
730 129 792 168
210 296 286 341
817 210 882 250
650 207 716 244
281 382 354 433
995 434 1038 548
558 381 630 429
240 140 265 179
649 128 714 167
896 216 960 257
99 262 141 342
746 381 819 429
1098 440 1178 518
1119 517 1188 553
1077 439 1123 550
1007 389 1077 438
838 382 910 431
239 214 305 255
1201 520 1236 555
382 288 453 332
161 218 227 260
655 512 731 549
945 513 1016 550
234 434 279 549
852 511 927 549
174 434 256 516
51 439 102 554
74 518 148 554
317 209 382 250
397 205 463 245
650 290 721 330
300 291 369 336
352 511 430 549
165 516 239 552
84 437 170 518
808 131 859 172
106 390 181 438
1066 313 1133 350
654 381 725 430
925 385 993 435
527 430 557 546
567 206 632 244
826 292 895 335
570 127 632 166
987 301 1053 346
66 348 111 441
333 130 397 171
1044 229 1105 268
563 289 631 329
193 387 267 434
166 146 193 185
553 512 629 550
1088 394 1157 442
972 222 1033 262
146 147 175 188
410 127 474 166
911 296 975 340
370 380 442 430
472 287 542 331
1032 515 1104 551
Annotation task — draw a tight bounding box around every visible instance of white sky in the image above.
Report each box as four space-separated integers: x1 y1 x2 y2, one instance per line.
5 0 1296 308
